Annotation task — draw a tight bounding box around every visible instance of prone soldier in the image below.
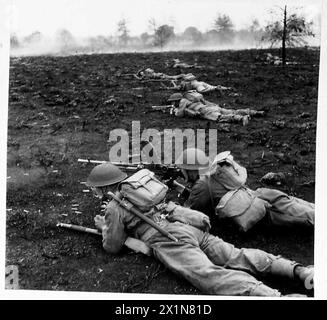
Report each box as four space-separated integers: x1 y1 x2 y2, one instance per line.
86 162 313 297
159 92 265 126
174 148 314 232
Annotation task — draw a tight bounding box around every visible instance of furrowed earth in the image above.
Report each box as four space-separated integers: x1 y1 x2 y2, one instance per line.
6 48 317 296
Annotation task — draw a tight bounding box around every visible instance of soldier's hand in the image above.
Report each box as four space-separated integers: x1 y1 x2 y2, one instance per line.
94 215 106 231
100 200 110 213
202 217 211 232
164 177 175 189
170 107 177 115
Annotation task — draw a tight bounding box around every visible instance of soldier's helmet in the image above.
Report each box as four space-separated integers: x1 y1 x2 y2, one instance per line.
175 148 209 170
167 93 183 102
183 74 196 81
86 163 127 187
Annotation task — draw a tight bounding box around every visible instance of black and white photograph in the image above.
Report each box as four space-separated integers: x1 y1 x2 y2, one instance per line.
1 0 326 300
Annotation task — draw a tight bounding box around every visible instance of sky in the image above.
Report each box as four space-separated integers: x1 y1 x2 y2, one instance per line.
10 0 322 38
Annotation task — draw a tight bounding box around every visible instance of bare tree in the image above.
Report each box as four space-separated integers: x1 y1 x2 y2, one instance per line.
148 18 158 35
10 34 20 49
262 5 315 65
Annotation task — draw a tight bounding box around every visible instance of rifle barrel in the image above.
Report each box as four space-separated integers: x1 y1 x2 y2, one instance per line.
78 159 107 164
57 222 101 235
78 159 152 167
78 159 182 179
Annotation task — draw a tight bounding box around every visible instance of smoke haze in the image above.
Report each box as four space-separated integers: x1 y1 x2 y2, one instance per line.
10 28 320 57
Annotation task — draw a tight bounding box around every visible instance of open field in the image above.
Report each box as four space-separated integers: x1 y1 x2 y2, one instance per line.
6 48 318 295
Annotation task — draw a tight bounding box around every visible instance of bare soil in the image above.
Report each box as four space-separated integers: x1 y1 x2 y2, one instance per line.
6 48 318 295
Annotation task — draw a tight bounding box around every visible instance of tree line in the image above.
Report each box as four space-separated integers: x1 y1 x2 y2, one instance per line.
10 6 316 57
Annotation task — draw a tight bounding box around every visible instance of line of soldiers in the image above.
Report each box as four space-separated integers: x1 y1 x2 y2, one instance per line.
134 67 265 125
135 67 229 94
88 61 313 296
85 147 314 297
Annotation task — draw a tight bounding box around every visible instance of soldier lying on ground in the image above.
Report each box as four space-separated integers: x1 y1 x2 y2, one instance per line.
164 74 232 93
174 148 314 232
86 162 313 297
165 92 265 126
170 58 204 69
134 68 194 81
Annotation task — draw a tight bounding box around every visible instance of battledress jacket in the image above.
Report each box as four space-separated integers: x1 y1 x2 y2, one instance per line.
180 80 217 93
101 192 210 254
175 91 231 121
187 170 314 227
187 165 247 216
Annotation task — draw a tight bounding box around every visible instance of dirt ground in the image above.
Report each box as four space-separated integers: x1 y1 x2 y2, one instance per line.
6 48 318 296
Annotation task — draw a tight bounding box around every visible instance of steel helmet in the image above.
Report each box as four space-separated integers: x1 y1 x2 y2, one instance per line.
86 163 127 187
183 74 196 81
175 148 209 170
167 93 183 102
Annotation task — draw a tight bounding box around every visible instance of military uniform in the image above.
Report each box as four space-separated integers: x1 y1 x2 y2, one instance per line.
100 191 302 296
174 91 261 123
180 80 219 93
187 158 314 228
139 68 193 81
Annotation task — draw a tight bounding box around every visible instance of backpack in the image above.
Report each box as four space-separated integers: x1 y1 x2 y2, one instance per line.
210 151 247 190
184 90 204 102
215 186 270 232
119 169 168 212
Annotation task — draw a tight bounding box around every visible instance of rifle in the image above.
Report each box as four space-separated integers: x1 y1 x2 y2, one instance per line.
107 192 178 242
78 159 184 181
119 73 139 79
172 180 191 199
57 222 152 256
57 222 101 235
151 105 175 113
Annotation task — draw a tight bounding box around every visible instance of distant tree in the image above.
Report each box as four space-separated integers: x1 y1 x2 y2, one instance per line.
213 13 235 43
262 5 315 65
10 34 20 49
249 19 260 33
148 18 158 35
140 32 152 46
88 35 112 52
55 29 76 51
204 29 220 43
154 24 175 49
24 31 43 44
214 14 234 32
182 26 202 43
247 18 264 46
117 19 130 46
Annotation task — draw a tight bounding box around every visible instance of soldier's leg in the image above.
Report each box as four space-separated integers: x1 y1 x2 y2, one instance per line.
255 188 314 227
217 114 243 123
150 232 281 296
217 114 249 126
201 233 302 282
232 108 265 117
